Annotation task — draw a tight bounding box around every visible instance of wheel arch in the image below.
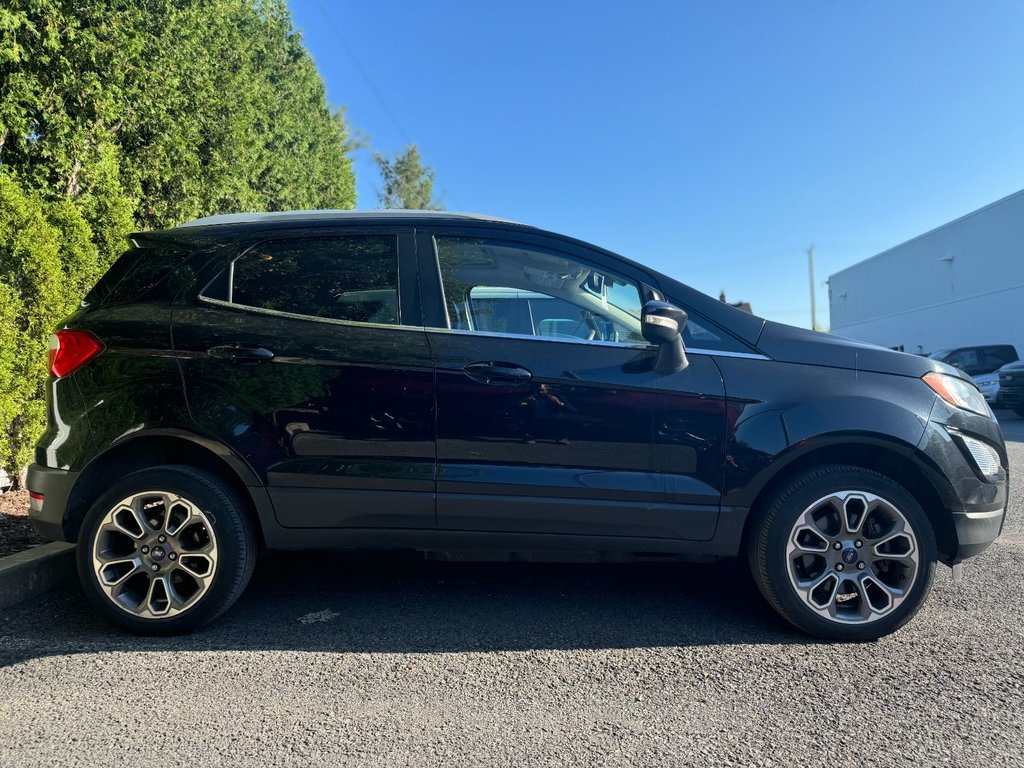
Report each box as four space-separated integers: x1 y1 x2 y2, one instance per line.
63 431 270 546
739 437 957 564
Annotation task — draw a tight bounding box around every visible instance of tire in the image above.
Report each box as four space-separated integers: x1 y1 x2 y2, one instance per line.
748 465 936 641
1014 406 1024 418
76 465 256 635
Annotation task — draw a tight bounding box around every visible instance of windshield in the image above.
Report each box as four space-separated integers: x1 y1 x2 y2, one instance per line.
927 349 951 360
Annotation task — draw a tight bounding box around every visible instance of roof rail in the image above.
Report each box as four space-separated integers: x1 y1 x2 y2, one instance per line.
175 209 523 229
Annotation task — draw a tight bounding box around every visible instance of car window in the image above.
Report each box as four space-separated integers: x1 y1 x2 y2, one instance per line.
436 236 646 344
84 246 179 306
202 235 399 324
987 346 1018 367
945 349 979 371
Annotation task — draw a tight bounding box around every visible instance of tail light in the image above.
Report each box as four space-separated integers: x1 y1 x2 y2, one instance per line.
48 329 105 377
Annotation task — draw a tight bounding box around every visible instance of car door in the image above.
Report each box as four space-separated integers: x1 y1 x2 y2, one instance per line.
417 227 728 541
172 227 436 529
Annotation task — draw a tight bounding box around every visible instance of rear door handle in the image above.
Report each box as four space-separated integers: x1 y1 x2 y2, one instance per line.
462 361 533 386
207 344 275 363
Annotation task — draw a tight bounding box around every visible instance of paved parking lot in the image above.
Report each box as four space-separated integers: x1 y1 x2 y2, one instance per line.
1 413 1022 767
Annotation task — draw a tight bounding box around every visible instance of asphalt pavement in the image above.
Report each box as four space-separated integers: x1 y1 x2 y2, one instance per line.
1 413 1022 767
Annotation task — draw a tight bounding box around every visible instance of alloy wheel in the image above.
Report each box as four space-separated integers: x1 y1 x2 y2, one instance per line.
785 490 920 624
91 490 219 619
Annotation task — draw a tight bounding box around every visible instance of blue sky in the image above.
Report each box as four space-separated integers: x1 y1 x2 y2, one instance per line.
288 1 1024 329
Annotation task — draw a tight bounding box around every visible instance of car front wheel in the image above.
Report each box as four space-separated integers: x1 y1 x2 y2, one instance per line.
77 465 256 635
748 465 936 641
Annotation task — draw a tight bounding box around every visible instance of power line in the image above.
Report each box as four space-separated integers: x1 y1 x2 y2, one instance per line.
312 0 412 145
310 2 460 210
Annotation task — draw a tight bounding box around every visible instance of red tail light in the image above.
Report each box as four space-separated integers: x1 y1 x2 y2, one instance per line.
48 329 105 377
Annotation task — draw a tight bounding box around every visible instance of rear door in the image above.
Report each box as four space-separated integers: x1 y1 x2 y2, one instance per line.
172 227 436 530
417 227 728 541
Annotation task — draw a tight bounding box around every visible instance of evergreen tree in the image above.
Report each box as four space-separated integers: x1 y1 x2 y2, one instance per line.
374 144 442 210
0 0 357 478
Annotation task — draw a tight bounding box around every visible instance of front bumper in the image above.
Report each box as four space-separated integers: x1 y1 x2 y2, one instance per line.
25 464 79 542
952 508 1005 560
999 385 1024 409
918 400 1008 563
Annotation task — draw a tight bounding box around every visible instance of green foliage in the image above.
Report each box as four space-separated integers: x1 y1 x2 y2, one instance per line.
0 0 357 477
0 172 99 474
374 144 442 210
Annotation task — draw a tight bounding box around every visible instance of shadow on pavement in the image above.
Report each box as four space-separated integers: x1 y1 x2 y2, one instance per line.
6 413 1019 666
0 553 805 667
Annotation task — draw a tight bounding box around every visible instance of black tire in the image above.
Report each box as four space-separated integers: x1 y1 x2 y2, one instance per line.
748 465 936 641
1014 406 1024 418
77 465 256 635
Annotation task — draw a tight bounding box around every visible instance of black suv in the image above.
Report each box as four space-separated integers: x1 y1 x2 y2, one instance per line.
997 361 1024 415
27 211 1008 640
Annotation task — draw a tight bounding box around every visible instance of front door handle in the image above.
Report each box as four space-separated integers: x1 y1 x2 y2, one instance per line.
208 344 275 363
462 361 533 386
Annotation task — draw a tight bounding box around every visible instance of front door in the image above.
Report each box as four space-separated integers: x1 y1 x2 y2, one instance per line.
418 229 727 541
172 228 436 529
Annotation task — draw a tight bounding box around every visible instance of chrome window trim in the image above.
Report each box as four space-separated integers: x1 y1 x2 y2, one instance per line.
197 295 421 332
423 326 770 358
688 347 770 360
425 326 653 350
196 297 771 359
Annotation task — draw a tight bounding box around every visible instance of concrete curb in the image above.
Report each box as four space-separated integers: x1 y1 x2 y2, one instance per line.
0 542 76 611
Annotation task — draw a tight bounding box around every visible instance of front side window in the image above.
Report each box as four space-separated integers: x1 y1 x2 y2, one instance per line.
436 236 645 344
946 349 980 372
203 235 399 324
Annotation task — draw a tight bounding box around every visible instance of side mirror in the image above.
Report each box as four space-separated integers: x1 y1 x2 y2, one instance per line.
641 300 689 375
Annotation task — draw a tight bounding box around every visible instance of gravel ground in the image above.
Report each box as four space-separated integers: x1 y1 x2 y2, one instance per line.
0 417 1021 767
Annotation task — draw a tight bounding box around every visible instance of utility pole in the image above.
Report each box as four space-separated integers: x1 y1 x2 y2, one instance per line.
807 245 817 331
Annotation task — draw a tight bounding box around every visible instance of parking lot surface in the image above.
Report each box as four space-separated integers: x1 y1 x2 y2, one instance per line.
1 414 1022 767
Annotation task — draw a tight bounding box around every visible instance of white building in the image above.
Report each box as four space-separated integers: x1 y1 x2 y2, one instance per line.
828 189 1024 356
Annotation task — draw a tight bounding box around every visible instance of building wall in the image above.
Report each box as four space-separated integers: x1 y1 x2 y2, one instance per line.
829 189 1024 356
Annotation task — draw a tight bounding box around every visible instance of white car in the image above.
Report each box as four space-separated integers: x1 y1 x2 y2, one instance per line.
974 371 1000 405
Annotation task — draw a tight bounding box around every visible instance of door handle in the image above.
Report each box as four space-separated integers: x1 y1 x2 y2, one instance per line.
207 344 275 363
462 361 533 386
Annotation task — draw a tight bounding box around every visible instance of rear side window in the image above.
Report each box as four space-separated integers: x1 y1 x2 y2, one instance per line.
987 346 1018 368
84 247 180 306
202 235 400 325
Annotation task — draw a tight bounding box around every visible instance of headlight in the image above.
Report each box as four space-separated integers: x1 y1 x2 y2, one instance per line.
922 372 992 417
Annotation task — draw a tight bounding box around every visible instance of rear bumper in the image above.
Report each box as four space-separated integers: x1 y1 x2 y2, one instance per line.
25 464 78 542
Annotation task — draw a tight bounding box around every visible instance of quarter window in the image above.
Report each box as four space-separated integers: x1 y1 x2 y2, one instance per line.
204 235 399 324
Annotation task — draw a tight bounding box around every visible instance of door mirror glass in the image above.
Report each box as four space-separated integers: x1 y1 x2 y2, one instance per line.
642 300 689 374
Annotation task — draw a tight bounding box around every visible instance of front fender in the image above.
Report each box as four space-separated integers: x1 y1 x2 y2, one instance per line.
722 393 933 509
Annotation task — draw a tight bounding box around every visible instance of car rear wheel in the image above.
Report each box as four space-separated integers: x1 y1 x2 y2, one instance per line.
77 465 256 635
748 465 936 641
